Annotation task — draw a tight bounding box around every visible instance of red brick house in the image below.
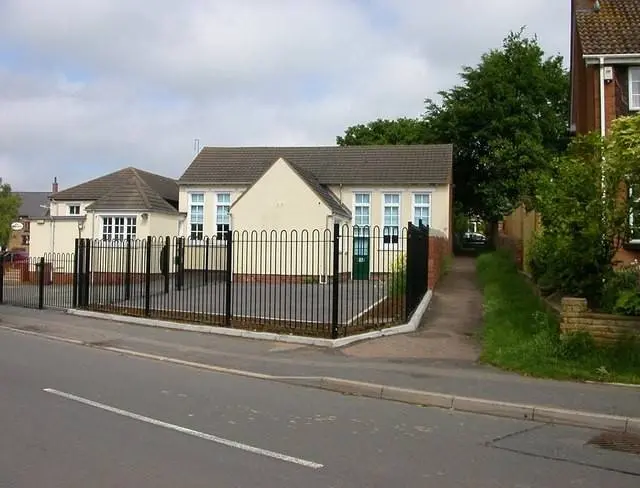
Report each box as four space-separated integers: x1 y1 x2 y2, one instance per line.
570 0 640 262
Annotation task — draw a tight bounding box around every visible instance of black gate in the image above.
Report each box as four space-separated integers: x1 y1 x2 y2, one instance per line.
405 223 430 320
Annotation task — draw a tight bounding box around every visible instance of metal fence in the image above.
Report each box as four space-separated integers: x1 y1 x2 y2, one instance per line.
2 223 430 338
0 253 75 310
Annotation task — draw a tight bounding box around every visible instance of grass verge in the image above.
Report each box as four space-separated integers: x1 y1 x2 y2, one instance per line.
477 251 640 384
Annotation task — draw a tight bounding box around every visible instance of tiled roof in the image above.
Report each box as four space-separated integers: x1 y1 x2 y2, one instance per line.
15 192 50 218
284 159 352 218
52 167 179 214
178 145 453 186
576 0 640 55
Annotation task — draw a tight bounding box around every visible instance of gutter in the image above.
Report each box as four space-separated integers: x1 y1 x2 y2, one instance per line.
584 53 640 65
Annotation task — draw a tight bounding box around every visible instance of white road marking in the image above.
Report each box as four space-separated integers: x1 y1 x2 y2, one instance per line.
43 388 324 469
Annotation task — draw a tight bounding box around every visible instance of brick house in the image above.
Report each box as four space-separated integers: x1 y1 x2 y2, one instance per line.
570 0 640 262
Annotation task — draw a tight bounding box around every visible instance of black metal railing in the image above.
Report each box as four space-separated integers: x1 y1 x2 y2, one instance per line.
1 223 431 338
0 252 76 310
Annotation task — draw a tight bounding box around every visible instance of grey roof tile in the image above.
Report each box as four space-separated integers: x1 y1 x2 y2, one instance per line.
178 145 453 186
15 192 50 218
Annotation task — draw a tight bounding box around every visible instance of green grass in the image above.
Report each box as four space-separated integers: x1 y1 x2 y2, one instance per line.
477 251 640 384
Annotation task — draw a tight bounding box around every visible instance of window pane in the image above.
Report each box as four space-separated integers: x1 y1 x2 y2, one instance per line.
384 194 399 205
414 194 430 205
217 193 231 204
190 193 204 203
355 193 370 205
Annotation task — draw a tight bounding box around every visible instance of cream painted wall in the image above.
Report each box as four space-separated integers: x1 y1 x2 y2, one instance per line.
150 212 180 238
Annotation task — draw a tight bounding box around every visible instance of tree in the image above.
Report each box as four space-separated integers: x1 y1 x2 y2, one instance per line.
337 29 570 233
336 117 434 146
425 29 569 227
0 179 21 249
528 114 640 304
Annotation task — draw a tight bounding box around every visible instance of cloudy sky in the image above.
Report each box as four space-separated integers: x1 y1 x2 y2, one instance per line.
0 0 570 192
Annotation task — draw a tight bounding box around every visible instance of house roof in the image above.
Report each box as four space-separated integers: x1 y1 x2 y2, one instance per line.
285 159 352 218
575 0 640 55
179 145 453 186
15 192 50 218
52 167 179 214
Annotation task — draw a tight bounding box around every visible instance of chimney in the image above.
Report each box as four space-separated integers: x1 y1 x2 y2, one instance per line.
52 177 58 194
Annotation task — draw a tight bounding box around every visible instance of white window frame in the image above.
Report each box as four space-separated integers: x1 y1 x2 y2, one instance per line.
215 192 231 243
629 185 640 243
187 192 205 243
101 216 137 242
630 67 640 111
412 192 432 228
353 192 371 238
382 192 401 247
67 204 81 216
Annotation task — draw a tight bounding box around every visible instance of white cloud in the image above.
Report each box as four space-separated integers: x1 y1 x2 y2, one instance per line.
0 0 569 191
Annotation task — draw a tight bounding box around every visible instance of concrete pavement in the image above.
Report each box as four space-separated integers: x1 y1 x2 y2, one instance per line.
1 328 639 487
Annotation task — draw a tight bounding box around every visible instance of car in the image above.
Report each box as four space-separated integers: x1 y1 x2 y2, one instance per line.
462 232 488 247
1 250 29 264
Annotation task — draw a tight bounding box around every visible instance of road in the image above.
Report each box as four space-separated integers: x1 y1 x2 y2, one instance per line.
0 328 638 487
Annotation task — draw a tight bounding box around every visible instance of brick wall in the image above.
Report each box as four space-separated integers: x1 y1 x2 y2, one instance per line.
560 297 640 344
428 235 450 290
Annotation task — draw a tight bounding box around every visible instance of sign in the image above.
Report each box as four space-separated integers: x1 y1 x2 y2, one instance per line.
10 221 24 231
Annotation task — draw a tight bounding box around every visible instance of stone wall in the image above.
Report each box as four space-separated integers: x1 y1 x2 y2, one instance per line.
560 297 640 344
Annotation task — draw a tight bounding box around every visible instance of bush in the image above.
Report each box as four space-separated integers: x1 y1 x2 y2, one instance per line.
388 253 406 298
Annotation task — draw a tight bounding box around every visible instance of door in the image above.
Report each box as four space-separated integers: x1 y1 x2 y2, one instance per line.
352 235 370 280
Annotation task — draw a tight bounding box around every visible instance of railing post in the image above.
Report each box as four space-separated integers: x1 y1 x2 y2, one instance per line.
144 236 152 316
331 223 340 339
425 225 430 292
72 238 79 308
82 239 91 307
0 252 4 304
125 236 132 301
204 236 210 285
38 256 45 309
163 236 170 294
175 237 185 291
225 230 233 327
405 223 415 321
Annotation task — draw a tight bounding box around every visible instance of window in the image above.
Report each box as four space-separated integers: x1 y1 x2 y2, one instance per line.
413 193 431 227
630 68 640 111
382 193 400 245
629 185 640 242
102 216 136 241
353 193 370 237
189 193 204 241
68 205 80 215
216 193 231 241
21 234 30 246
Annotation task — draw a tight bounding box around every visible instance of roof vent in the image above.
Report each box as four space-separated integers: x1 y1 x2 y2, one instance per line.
593 0 601 12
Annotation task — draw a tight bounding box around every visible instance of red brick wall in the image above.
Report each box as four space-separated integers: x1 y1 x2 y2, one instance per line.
428 236 450 289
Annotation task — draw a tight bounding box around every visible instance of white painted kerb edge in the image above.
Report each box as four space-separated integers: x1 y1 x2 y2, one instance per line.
66 289 433 348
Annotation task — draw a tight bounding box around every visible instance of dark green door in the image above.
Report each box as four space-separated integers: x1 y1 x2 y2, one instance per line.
353 236 370 280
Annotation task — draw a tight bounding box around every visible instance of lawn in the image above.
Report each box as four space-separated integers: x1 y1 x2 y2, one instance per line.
476 251 640 385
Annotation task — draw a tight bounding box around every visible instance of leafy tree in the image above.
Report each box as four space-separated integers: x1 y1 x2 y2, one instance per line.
0 179 21 249
336 117 432 146
424 29 570 228
529 114 640 304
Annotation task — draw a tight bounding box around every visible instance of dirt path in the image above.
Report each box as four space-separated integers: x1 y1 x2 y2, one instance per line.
341 257 484 364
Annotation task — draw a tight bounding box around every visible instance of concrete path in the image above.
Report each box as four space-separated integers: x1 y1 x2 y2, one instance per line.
342 256 482 363
2 329 639 487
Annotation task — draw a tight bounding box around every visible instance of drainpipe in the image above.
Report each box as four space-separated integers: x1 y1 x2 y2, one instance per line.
599 57 607 203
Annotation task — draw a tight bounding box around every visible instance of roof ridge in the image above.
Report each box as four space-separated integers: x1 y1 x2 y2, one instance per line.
130 173 152 210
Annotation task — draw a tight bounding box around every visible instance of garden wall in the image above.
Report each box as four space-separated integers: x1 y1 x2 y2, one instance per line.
560 297 640 344
428 234 450 290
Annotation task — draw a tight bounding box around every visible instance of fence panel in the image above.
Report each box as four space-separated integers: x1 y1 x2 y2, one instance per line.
64 224 430 338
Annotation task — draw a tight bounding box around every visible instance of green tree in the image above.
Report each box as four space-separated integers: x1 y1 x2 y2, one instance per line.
336 117 432 146
0 180 21 249
425 29 570 229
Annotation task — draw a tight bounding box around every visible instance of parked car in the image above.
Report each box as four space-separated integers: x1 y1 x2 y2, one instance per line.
462 232 488 247
1 250 29 264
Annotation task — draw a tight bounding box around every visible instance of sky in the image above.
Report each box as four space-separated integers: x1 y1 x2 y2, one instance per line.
0 0 570 192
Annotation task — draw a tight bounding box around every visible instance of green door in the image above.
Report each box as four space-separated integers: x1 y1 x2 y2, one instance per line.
353 235 370 280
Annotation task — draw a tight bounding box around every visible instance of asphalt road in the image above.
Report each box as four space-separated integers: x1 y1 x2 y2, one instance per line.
1 329 639 487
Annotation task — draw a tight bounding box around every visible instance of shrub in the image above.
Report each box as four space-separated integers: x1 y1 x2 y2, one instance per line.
388 253 406 298
600 264 640 313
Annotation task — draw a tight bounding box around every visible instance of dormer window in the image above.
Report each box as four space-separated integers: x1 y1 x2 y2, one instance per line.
630 67 640 111
68 204 80 215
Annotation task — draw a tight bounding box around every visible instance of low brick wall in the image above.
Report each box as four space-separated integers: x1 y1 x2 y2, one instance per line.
560 297 640 344
428 236 450 290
